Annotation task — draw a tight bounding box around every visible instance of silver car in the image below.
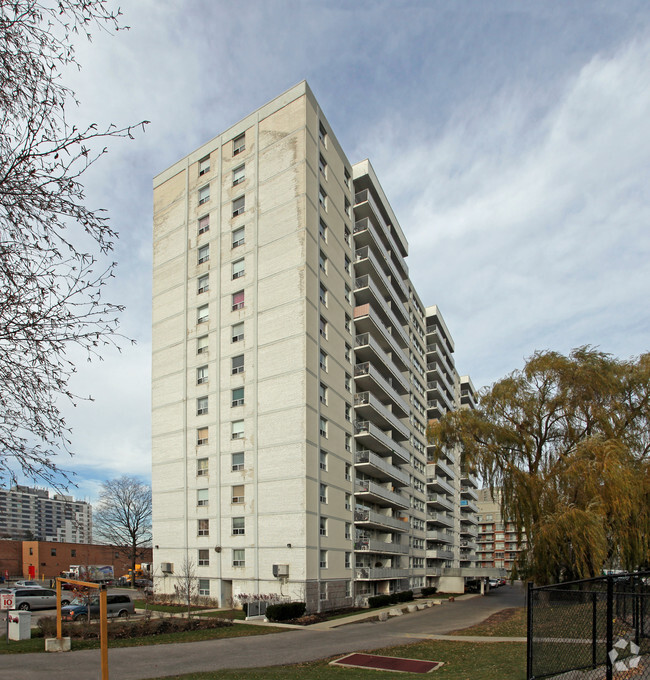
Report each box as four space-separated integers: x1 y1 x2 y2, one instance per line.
12 588 72 610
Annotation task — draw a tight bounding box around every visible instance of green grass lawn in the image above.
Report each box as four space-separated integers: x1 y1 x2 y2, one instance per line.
0 622 287 655
133 601 211 613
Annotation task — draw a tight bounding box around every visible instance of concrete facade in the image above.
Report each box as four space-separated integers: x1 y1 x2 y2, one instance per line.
152 82 477 611
0 486 92 543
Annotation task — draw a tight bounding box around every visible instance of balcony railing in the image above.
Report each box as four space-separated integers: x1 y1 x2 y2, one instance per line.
354 540 409 555
354 420 410 465
355 479 409 509
355 567 410 580
354 305 409 368
427 493 453 511
355 449 410 486
460 499 479 513
426 530 454 543
354 336 409 393
427 512 454 528
354 508 410 532
354 391 410 440
426 475 454 496
353 361 409 415
426 548 454 561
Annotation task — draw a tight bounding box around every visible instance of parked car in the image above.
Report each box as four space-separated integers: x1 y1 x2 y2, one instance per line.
488 578 500 588
13 580 42 588
12 588 71 610
61 594 134 621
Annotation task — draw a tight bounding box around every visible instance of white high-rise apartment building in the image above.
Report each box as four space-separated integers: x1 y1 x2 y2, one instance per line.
152 82 478 610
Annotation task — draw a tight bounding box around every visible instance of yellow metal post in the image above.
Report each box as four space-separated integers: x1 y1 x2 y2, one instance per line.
56 579 62 640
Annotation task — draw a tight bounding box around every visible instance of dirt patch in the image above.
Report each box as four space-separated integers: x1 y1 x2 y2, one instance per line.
447 607 526 637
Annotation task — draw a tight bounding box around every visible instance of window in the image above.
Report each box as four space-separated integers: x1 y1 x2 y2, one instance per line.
319 383 328 405
198 185 210 205
345 522 351 540
231 451 244 471
197 458 208 477
231 354 244 374
197 397 208 416
231 387 244 407
198 549 209 566
345 434 352 452
232 484 245 503
345 343 351 363
319 549 327 568
319 283 327 306
232 196 245 217
71 549 76 558
197 489 208 506
197 427 208 446
318 186 327 210
232 258 245 279
197 274 209 294
345 373 351 392
320 349 327 371
198 156 210 176
345 493 351 510
344 168 350 188
344 314 351 333
345 402 351 422
344 226 351 247
233 133 245 155
320 450 327 471
319 122 327 146
232 163 245 186
232 226 245 248
345 284 352 305
231 420 244 440
344 255 351 276
51 548 57 556
319 250 327 274
197 335 208 355
319 316 327 339
197 304 209 324
320 517 327 536
320 483 327 503
232 517 245 535
319 154 327 177
320 417 327 438
198 579 210 596
345 463 351 481
198 215 210 234
232 322 244 343
197 365 208 384
319 219 327 241
344 196 351 217
232 290 244 311
198 244 209 264
233 549 245 567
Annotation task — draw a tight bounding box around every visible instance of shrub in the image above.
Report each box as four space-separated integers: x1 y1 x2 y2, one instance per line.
368 594 392 608
265 601 306 621
396 590 413 602
421 586 437 597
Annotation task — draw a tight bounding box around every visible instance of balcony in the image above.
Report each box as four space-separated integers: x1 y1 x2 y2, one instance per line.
426 343 456 378
427 380 455 413
354 508 409 533
355 567 410 580
426 530 454 543
460 485 479 501
430 458 454 480
355 479 409 510
354 392 410 440
353 279 409 348
355 449 410 487
353 190 408 278
427 512 454 528
460 540 478 551
354 248 408 320
427 493 453 512
354 335 409 393
460 472 479 489
354 305 409 369
460 499 479 513
354 539 409 555
354 420 410 465
354 361 409 416
426 326 454 355
427 475 454 496
353 217 409 301
426 548 454 561
460 513 478 526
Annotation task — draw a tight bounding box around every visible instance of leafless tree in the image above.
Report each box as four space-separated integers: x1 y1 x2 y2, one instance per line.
0 1 148 486
93 476 152 582
173 555 199 619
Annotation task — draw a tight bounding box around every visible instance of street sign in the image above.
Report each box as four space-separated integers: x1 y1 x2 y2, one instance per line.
1 592 14 610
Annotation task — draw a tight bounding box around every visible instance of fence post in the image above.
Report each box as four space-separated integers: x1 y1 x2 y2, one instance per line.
526 581 533 680
592 591 597 668
606 576 613 680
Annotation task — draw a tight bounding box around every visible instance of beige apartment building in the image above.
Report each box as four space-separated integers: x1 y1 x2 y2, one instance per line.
152 82 480 611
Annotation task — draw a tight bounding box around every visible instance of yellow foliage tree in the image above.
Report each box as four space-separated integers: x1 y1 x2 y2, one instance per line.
428 347 650 584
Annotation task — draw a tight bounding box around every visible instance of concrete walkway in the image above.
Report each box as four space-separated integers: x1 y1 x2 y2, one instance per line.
1 585 526 679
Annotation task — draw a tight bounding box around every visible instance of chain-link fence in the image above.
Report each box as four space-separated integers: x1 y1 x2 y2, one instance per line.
527 571 650 680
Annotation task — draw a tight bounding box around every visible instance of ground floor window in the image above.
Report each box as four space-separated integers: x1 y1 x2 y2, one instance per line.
198 579 210 596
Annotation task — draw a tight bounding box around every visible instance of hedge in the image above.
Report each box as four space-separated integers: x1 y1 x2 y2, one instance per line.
265 601 306 621
421 586 437 596
367 590 414 608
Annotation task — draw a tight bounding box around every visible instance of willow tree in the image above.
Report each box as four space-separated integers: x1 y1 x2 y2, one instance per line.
428 347 650 584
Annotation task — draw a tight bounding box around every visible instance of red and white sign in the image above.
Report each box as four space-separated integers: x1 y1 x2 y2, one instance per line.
1 593 14 610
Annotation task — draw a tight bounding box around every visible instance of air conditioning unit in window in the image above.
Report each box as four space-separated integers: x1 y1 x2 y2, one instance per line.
273 564 289 578
161 562 174 574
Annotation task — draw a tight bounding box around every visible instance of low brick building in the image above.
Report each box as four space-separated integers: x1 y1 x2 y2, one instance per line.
20 541 152 580
0 539 23 580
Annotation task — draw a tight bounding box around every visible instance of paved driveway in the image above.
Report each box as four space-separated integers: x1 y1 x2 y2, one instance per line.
1 584 525 680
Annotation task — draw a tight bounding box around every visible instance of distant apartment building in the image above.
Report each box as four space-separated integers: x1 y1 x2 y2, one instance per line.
0 486 92 543
152 81 481 611
476 488 526 573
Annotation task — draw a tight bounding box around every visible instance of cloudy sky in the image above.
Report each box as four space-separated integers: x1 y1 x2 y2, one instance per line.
29 0 650 501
